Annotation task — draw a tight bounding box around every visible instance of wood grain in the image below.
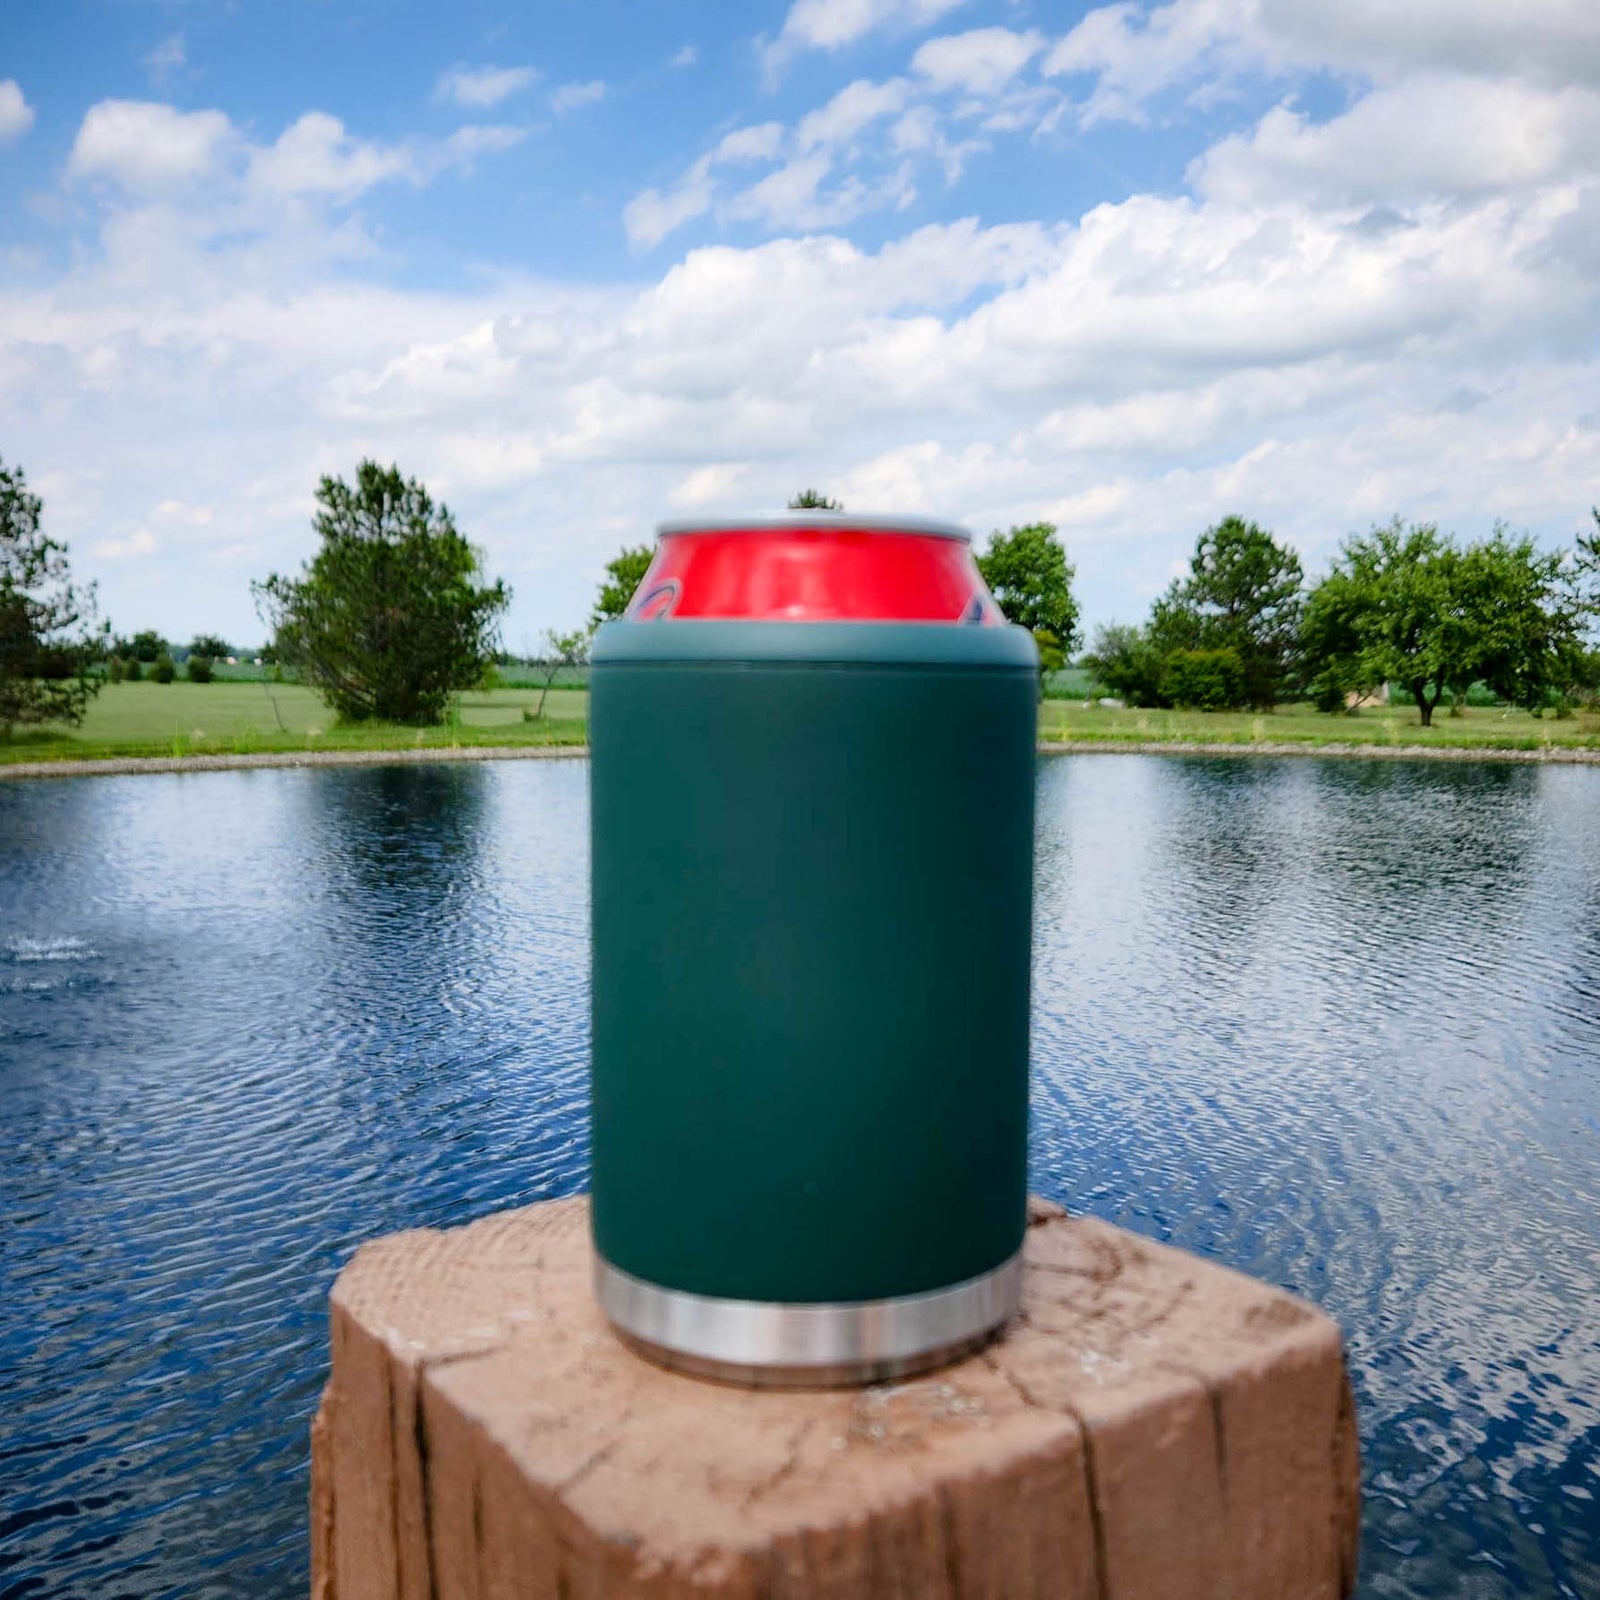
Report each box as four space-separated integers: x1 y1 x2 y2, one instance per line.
312 1196 1358 1599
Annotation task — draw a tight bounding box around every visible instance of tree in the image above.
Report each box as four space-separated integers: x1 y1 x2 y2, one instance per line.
593 545 653 626
1459 530 1574 712
0 456 105 737
1306 519 1584 725
1298 565 1379 713
1162 647 1246 710
529 627 592 720
788 489 842 510
129 629 167 662
1149 516 1303 710
253 461 509 724
1084 623 1167 706
189 633 232 661
976 523 1081 668
1307 521 1474 727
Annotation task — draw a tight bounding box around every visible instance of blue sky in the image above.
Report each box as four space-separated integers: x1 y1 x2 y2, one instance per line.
3 1 1598 649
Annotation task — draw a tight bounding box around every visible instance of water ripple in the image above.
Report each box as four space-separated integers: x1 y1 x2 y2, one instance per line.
2 754 1598 1597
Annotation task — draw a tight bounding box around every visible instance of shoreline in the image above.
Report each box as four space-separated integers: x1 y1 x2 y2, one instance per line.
3 736 1598 781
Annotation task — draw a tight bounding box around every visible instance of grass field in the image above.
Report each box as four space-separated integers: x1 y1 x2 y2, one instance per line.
3 681 1598 766
0 682 588 764
1038 698 1600 751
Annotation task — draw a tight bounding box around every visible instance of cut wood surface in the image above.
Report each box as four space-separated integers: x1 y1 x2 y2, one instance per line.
312 1196 1358 1600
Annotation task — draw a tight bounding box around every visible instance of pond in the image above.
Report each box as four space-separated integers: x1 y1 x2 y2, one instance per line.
2 754 1597 1598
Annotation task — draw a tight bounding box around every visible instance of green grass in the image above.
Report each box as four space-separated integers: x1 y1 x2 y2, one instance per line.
0 681 589 764
4 682 1597 767
1038 698 1600 751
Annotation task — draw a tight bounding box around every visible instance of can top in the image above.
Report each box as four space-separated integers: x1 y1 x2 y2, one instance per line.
627 513 1002 624
654 513 970 541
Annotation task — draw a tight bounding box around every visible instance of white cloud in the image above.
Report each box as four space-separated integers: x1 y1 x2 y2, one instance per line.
1259 0 1600 88
797 78 909 151
249 112 413 199
143 33 187 90
911 28 1045 96
0 80 34 143
15 22 1600 648
1044 0 1267 127
624 177 716 249
623 124 786 248
91 527 158 560
436 64 537 108
66 100 525 209
69 101 236 193
714 123 786 164
669 462 746 507
1044 0 1600 128
671 46 698 69
551 80 606 114
729 152 915 232
764 0 969 77
1193 78 1600 207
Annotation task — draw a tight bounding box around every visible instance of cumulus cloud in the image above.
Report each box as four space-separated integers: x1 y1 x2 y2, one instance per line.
66 99 525 209
1045 0 1600 126
551 80 606 114
12 10 1600 646
69 101 236 193
670 462 747 507
1192 77 1600 207
249 112 414 199
436 64 537 108
911 27 1045 96
0 80 34 143
764 0 969 76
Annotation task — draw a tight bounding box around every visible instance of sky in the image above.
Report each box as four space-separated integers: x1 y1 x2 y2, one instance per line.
2 0 1599 651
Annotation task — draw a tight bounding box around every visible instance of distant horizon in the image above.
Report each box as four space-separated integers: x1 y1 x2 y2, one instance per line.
4 1 1598 648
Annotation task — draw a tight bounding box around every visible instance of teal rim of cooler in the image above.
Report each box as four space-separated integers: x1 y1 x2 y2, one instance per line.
591 619 1040 669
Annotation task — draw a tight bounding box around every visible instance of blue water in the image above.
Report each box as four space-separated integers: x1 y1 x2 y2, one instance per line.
1 755 1597 1597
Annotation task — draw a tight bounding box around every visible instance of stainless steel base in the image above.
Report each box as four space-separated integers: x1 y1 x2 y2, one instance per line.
593 1253 1023 1389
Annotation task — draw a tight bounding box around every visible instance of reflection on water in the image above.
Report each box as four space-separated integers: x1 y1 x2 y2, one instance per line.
2 755 1598 1597
1030 757 1600 1600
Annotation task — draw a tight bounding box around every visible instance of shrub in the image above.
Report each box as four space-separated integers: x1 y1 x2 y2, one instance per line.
1162 647 1246 710
186 655 214 683
122 657 141 682
151 655 176 684
1085 623 1168 707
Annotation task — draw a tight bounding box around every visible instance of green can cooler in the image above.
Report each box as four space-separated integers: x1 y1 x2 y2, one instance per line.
589 513 1038 1385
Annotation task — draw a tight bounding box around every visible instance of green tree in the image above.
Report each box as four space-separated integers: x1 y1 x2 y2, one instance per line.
788 489 842 510
1308 520 1584 725
976 523 1081 665
1162 647 1246 710
593 545 653 626
0 456 106 738
189 633 232 661
1460 530 1574 712
529 627 592 720
1149 516 1303 709
1084 622 1167 707
1298 565 1379 712
1309 520 1473 727
129 629 167 662
253 461 509 724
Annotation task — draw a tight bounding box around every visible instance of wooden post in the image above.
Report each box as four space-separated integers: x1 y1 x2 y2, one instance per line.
312 1197 1359 1600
